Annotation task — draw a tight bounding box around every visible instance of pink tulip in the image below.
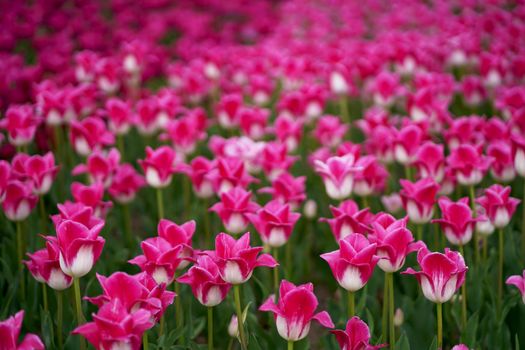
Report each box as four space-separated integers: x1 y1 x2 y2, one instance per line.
399 178 439 224
259 280 334 341
216 93 242 129
106 98 133 135
13 152 59 195
73 299 153 350
446 144 491 186
381 193 403 214
444 117 484 150
208 232 277 284
162 108 207 156
512 134 525 177
451 345 470 350
320 200 373 241
0 105 39 146
180 156 214 198
0 160 11 203
369 214 422 272
157 219 195 270
85 272 175 321
238 106 269 140
414 142 445 183
274 114 303 152
208 157 256 195
394 124 424 165
72 148 121 188
258 172 306 210
71 182 112 218
51 202 104 230
178 255 231 307
247 200 300 248
260 142 297 181
25 240 73 290
353 155 388 197
139 146 175 188
487 141 515 182
321 233 379 292
0 311 44 350
476 184 520 229
135 97 160 135
314 115 348 148
402 246 467 303
70 117 114 156
331 316 386 350
314 154 362 200
108 164 146 204
506 270 525 304
51 219 105 278
432 197 480 245
2 181 37 222
210 187 260 235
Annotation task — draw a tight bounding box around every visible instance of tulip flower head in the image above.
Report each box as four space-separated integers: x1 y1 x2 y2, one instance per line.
2 180 38 222
25 240 73 290
331 316 386 350
399 178 439 224
320 200 373 241
506 270 525 304
0 311 44 350
476 184 520 229
259 280 334 341
210 187 260 235
432 197 481 246
446 144 491 186
315 154 362 200
139 146 180 189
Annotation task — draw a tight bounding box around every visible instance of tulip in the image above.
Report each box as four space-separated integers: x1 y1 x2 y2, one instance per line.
238 106 269 140
414 141 445 183
259 280 334 347
260 142 297 181
446 143 491 186
320 200 373 241
402 247 467 348
208 157 256 195
106 98 133 135
0 160 11 203
353 155 388 198
210 187 260 235
331 316 386 350
25 241 73 291
71 182 112 218
51 202 104 230
314 154 362 200
139 146 179 189
72 148 121 188
70 117 114 156
108 164 146 204
135 97 161 135
399 178 439 239
73 299 154 350
432 197 480 246
13 152 59 195
487 141 515 182
314 115 348 148
2 180 37 222
512 134 525 256
0 310 44 350
506 270 525 304
180 156 214 199
162 108 207 156
258 172 306 210
274 114 303 152
381 193 403 214
394 124 424 166
321 233 379 317
216 93 242 129
0 105 40 147
452 345 470 350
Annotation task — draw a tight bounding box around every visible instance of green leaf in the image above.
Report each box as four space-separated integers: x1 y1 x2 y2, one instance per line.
396 331 410 350
463 311 479 347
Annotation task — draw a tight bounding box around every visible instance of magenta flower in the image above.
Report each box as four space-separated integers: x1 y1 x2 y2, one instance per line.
85 272 175 322
331 316 386 350
446 143 491 186
403 246 467 303
73 299 153 350
238 106 269 140
353 155 388 197
394 124 424 165
369 214 422 272
216 93 242 129
0 105 39 147
162 109 207 155
72 148 121 188
487 141 515 182
13 152 59 195
260 142 297 181
506 270 525 304
180 156 214 199
71 182 112 218
69 117 114 156
512 134 525 177
399 178 439 224
274 114 303 152
321 233 379 292
178 255 231 307
135 97 160 136
320 200 373 241
208 232 277 284
259 280 334 341
157 219 195 270
139 146 180 189
0 311 44 350
210 187 260 235
315 154 362 200
432 197 480 246
106 98 133 135
0 160 11 203
25 240 73 290
258 172 306 210
51 202 104 230
476 184 520 229
108 164 146 204
2 181 37 222
314 115 348 148
208 157 256 195
52 219 105 278
414 141 445 183
381 193 403 214
247 200 300 248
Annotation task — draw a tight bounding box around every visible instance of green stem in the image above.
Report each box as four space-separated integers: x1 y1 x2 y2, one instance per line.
159 316 164 337
204 198 211 248
437 303 443 349
121 204 133 250
522 178 525 258
469 185 479 264
361 196 369 209
143 333 149 350
73 278 86 350
288 340 294 350
42 283 48 313
273 248 279 296
404 165 412 181
416 224 422 242
117 134 125 161
175 278 183 342
57 291 63 350
286 240 292 279
339 96 350 125
156 188 164 220
382 272 389 343
208 307 214 350
498 228 504 317
458 244 467 329
347 290 355 318
234 285 247 350
183 177 190 219
16 221 25 298
39 196 47 233
388 273 395 349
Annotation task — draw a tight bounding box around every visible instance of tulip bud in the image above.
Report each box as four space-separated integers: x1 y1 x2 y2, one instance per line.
228 315 239 338
303 199 317 219
394 308 404 327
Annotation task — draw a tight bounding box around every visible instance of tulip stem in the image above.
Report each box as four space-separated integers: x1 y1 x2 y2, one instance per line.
121 204 133 250
159 316 164 336
437 303 443 349
16 221 25 298
73 278 86 350
39 196 48 233
468 185 479 264
143 333 149 350
286 240 292 278
42 283 48 313
233 285 247 350
273 248 279 296
175 279 183 343
204 198 211 248
416 224 422 242
183 177 190 219
288 340 294 350
498 228 504 317
522 178 525 258
339 95 350 125
57 291 63 350
117 134 125 161
156 188 164 220
458 244 467 329
388 272 395 349
361 196 369 209
382 272 389 343
348 290 355 318
208 307 214 350
404 165 412 181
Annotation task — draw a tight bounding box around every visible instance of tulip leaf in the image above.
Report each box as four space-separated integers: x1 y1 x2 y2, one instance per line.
395 331 410 350
463 311 479 347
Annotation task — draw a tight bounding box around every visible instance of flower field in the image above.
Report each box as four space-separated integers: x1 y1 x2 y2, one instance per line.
1 0 525 349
